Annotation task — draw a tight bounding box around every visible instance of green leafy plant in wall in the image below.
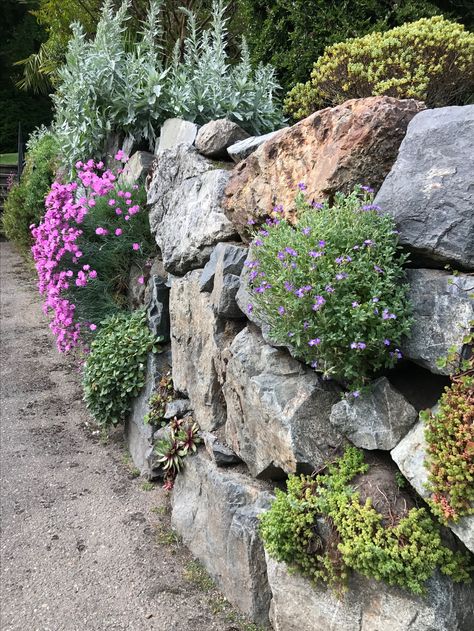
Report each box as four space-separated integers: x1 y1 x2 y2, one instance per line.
154 417 201 490
82 310 159 427
144 371 175 427
285 16 474 121
246 186 412 390
259 447 472 594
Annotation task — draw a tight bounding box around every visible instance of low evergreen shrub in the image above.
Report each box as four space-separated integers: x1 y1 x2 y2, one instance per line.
259 447 472 594
246 187 412 390
285 16 474 120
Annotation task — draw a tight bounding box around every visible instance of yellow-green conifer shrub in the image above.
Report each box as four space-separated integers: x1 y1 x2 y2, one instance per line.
285 16 474 120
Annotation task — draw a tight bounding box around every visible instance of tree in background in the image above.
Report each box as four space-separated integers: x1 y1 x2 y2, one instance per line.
237 0 474 91
0 0 53 151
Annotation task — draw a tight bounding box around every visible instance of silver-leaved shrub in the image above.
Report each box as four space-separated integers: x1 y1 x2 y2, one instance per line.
52 0 284 169
246 186 412 390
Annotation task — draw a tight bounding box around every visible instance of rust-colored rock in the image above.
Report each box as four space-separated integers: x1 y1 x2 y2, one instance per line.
223 96 424 239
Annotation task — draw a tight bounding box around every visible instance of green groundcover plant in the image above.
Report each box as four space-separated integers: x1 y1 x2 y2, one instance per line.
82 310 159 426
2 128 59 252
246 186 412 391
154 416 201 490
285 16 474 120
259 447 472 594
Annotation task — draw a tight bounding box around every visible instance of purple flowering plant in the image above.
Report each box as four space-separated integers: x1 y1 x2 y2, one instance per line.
246 186 412 387
30 153 155 353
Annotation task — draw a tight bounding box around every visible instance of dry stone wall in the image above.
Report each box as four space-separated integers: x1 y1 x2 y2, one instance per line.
125 102 474 629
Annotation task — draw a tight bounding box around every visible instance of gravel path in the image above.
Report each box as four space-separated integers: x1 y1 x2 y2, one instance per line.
0 241 252 631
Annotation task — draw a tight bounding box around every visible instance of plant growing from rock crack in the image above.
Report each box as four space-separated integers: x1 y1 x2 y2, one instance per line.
82 310 159 426
259 447 472 594
144 371 175 426
154 417 201 489
247 186 412 390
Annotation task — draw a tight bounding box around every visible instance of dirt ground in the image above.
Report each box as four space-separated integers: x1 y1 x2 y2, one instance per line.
0 240 261 631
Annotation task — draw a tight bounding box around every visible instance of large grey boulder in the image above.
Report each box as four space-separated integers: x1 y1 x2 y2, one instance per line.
223 326 341 478
208 243 248 319
147 145 237 274
119 151 154 186
195 118 250 159
170 270 242 431
375 105 474 270
125 350 172 474
329 378 418 450
403 269 474 375
392 417 474 553
171 451 273 625
157 118 198 152
227 128 288 162
266 555 474 631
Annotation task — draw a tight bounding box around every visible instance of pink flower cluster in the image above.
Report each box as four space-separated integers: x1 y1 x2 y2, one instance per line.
30 155 138 353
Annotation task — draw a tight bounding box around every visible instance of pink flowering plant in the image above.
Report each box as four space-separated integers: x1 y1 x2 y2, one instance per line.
246 186 412 389
31 151 155 353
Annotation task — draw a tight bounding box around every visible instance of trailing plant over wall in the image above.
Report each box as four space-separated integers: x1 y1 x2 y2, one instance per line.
246 187 412 390
2 128 59 253
52 0 283 169
285 16 474 120
423 345 474 523
31 152 155 352
82 310 158 427
259 447 472 594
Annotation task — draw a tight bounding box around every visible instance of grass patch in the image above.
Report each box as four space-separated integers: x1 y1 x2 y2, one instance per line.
141 481 155 492
183 560 215 592
155 524 181 547
0 153 17 165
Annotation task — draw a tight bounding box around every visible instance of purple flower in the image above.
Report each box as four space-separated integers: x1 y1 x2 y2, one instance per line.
374 265 384 274
247 303 253 314
384 339 391 346
254 239 263 247
352 390 360 398
312 295 326 311
278 306 285 316
285 247 298 257
382 309 396 320
302 227 311 236
351 301 360 308
372 297 379 303
247 218 256 225
353 245 360 250
295 288 305 298
288 332 294 338
310 360 318 368
360 185 374 193
318 240 326 248
351 342 366 350
325 285 334 293
309 250 323 258
335 272 348 281
311 201 323 209
259 229 269 237
298 182 307 191
308 338 321 346
362 203 381 211
364 239 374 246
335 256 344 265
273 204 284 214
249 270 258 281
303 321 309 330
284 281 294 292
277 251 286 261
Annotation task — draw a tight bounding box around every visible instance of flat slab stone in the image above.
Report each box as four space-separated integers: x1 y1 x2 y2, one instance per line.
227 128 288 162
157 118 198 152
266 555 474 631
